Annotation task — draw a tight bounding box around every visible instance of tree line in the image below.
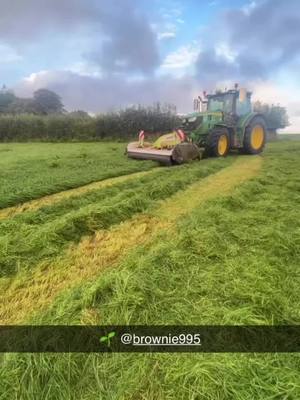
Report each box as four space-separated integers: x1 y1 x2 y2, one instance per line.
0 86 180 141
0 86 66 115
0 86 289 142
253 101 289 130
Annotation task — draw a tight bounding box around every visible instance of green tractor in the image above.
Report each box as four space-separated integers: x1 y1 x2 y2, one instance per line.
126 85 267 164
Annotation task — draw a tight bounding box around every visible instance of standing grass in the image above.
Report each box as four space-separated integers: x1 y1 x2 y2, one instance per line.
0 142 156 208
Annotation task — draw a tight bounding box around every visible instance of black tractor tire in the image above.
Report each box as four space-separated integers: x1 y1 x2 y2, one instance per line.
207 128 230 157
243 116 266 154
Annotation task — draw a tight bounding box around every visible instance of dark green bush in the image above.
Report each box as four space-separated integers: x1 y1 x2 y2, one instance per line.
0 107 180 142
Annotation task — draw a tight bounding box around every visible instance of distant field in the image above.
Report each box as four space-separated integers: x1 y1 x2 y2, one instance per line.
0 142 156 208
0 140 300 399
278 133 300 140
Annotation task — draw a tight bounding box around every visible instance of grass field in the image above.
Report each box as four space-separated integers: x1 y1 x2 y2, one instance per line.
0 140 299 399
0 142 156 208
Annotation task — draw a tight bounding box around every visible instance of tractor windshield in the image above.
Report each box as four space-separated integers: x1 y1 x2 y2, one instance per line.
208 94 234 113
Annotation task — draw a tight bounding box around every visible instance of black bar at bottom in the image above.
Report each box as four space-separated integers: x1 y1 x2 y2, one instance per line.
0 326 299 353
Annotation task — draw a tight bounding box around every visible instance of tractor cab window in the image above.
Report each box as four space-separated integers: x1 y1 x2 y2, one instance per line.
208 94 235 114
208 98 223 112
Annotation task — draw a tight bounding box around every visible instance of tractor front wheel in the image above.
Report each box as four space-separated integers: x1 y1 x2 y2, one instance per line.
243 117 266 154
208 129 230 157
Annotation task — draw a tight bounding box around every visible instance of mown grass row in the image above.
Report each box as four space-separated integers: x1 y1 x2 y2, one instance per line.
0 156 260 324
0 156 234 277
32 142 300 327
0 142 299 399
0 142 155 209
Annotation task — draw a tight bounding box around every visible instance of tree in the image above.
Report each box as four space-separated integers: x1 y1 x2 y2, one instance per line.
69 110 91 118
0 87 16 113
253 101 289 130
33 89 64 114
6 98 39 114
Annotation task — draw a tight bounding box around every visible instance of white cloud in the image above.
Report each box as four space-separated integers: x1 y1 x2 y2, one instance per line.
251 80 300 133
158 32 176 40
161 44 200 75
23 70 49 84
215 43 237 63
156 5 184 41
65 62 102 77
0 43 22 63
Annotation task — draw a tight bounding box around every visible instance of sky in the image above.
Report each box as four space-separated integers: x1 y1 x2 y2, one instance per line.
1 0 300 131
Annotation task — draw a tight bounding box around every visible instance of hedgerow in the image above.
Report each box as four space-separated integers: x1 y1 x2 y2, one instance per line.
0 107 180 142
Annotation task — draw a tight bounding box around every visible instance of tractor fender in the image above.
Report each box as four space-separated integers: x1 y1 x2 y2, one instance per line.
206 124 229 141
237 112 267 140
211 123 235 147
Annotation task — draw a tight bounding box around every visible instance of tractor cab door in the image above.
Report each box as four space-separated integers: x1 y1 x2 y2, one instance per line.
236 88 252 116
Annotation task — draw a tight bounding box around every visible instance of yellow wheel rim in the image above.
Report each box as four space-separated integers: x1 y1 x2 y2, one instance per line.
251 125 264 150
218 134 228 156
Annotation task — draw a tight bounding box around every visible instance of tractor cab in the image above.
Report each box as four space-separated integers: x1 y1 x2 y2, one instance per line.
181 87 252 134
207 88 252 117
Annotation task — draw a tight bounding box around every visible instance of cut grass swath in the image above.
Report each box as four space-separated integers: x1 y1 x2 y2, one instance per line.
0 169 155 220
0 156 234 277
0 156 261 324
1 142 300 400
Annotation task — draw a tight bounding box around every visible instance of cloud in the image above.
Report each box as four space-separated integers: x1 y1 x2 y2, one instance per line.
158 32 177 40
196 0 300 84
5 0 300 133
0 43 22 63
155 3 184 42
0 0 159 75
87 1 159 74
0 0 94 42
161 44 199 75
15 69 199 113
251 80 300 133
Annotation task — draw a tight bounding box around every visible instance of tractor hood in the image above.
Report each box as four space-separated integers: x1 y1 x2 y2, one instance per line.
180 111 223 133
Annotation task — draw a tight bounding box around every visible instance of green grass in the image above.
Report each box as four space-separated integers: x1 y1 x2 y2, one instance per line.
0 156 233 277
278 133 300 141
31 142 300 327
0 142 156 208
0 141 300 399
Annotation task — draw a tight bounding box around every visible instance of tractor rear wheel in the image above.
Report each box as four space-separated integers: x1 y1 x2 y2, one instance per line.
243 116 266 154
207 128 230 157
